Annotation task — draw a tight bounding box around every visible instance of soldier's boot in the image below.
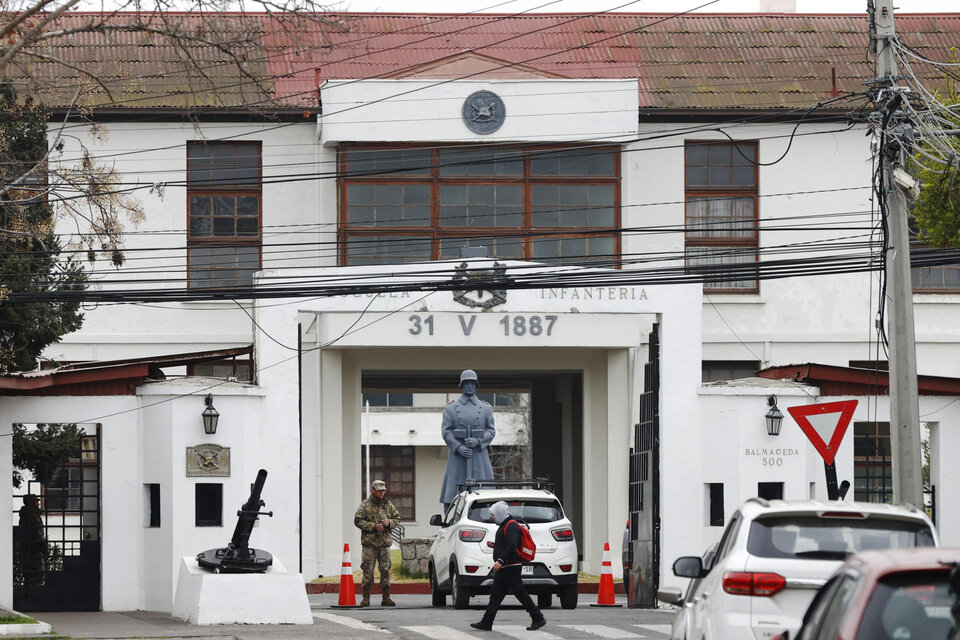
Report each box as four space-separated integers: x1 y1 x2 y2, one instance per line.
381 589 396 607
360 589 370 607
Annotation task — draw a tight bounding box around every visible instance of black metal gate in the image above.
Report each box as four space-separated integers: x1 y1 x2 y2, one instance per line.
626 325 660 607
13 427 100 611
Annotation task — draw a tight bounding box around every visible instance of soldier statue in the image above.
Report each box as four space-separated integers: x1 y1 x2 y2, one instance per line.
440 369 496 508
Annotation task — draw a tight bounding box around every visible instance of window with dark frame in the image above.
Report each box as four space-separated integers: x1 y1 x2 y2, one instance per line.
43 434 98 512
361 392 413 407
702 360 760 382
757 482 784 501
684 141 759 293
188 357 254 382
187 142 262 289
477 392 520 407
147 483 161 528
912 264 960 292
853 421 892 503
360 445 415 520
708 482 724 526
195 483 223 526
339 145 620 265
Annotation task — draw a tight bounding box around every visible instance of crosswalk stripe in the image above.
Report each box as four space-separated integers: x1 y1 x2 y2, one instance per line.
494 624 563 639
632 624 673 636
313 612 391 634
400 625 480 640
560 624 643 638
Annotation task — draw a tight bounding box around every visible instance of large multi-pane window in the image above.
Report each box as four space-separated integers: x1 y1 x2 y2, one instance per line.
339 145 619 265
43 435 97 512
912 265 960 292
685 141 759 293
854 421 892 503
361 445 415 520
187 142 262 288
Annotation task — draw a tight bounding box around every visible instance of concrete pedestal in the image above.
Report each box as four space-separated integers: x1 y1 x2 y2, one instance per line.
172 556 313 625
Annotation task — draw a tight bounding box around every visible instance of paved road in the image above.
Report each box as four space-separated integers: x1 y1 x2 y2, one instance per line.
34 594 676 640
309 593 676 639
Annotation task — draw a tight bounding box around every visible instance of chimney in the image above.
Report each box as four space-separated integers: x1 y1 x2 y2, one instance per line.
760 0 796 11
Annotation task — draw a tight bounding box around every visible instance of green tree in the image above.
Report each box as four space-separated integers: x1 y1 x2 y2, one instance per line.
0 81 86 372
11 422 82 489
909 81 960 248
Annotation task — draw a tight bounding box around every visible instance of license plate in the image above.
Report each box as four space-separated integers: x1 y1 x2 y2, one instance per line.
521 565 533 575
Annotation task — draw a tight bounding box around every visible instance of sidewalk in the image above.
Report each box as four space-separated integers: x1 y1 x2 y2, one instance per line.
22 592 636 639
18 595 337 640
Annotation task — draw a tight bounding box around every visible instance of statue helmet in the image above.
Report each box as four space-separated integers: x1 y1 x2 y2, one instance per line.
459 369 479 387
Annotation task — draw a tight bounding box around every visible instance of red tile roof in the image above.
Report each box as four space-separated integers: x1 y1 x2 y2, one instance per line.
11 11 960 113
757 363 960 396
0 346 252 395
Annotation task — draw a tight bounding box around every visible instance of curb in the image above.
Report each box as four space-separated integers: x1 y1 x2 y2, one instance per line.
0 621 52 636
306 582 625 595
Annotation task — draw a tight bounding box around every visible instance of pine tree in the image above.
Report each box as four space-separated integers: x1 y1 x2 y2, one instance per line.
0 81 85 372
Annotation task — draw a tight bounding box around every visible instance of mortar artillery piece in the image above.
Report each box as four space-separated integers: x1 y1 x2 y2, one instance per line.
196 469 274 573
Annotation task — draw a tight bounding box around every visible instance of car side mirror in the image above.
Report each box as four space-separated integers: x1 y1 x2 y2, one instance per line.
672 556 705 579
429 514 443 527
657 586 683 605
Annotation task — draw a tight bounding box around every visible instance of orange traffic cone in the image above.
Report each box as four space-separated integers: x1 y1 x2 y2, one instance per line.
590 542 622 607
330 543 361 608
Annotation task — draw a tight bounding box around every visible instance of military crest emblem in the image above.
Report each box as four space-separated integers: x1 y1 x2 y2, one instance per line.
452 261 508 309
186 443 231 477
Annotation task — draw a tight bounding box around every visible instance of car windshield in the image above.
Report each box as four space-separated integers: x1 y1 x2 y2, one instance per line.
747 516 936 560
855 571 958 640
468 500 563 524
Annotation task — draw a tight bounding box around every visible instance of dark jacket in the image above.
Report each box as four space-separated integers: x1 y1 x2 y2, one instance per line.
492 517 525 566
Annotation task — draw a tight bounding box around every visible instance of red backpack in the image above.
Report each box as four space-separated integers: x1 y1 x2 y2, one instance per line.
507 519 536 562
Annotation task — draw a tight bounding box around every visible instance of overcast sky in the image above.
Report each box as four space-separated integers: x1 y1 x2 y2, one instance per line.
336 0 957 14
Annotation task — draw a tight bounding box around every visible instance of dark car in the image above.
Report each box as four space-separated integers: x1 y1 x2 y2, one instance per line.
775 547 960 640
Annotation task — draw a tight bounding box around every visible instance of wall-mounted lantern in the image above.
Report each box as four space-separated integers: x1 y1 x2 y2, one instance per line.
766 395 784 436
202 394 220 435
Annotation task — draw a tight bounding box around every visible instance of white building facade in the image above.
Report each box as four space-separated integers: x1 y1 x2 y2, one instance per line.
1 10 959 613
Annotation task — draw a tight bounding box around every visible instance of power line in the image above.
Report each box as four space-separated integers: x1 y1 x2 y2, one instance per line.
31 109 867 199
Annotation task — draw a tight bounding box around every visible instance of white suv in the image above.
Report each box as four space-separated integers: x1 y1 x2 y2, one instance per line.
428 479 579 610
662 498 938 640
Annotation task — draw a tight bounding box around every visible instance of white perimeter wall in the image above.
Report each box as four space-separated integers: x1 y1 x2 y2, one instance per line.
0 383 305 613
659 385 960 592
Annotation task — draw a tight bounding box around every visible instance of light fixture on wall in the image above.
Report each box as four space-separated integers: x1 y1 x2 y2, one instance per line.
765 395 784 436
202 394 220 435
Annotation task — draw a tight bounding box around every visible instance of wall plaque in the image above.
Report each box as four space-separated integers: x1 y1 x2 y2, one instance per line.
462 90 506 135
186 443 231 477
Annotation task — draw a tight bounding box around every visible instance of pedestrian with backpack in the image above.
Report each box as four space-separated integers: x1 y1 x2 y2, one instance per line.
471 501 547 632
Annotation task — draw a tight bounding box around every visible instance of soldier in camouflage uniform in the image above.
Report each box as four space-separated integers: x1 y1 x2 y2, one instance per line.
353 479 401 606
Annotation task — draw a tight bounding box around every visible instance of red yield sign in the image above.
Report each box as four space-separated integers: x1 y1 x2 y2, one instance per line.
787 400 858 466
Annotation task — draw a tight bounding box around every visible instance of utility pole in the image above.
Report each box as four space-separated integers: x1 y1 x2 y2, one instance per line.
869 0 923 507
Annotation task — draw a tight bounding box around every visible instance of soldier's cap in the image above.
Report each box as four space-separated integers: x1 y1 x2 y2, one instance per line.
371 480 386 490
459 369 479 386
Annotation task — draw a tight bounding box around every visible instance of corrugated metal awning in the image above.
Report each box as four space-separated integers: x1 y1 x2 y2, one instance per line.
0 346 253 396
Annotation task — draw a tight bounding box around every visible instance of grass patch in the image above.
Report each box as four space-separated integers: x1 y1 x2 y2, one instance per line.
312 549 428 583
311 554 622 585
0 615 38 624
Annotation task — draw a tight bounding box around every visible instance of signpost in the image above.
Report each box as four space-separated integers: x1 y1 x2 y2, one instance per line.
787 400 858 501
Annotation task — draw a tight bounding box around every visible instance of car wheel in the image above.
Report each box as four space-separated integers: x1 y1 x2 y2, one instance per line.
451 566 470 609
429 563 445 607
559 584 578 609
537 592 553 609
